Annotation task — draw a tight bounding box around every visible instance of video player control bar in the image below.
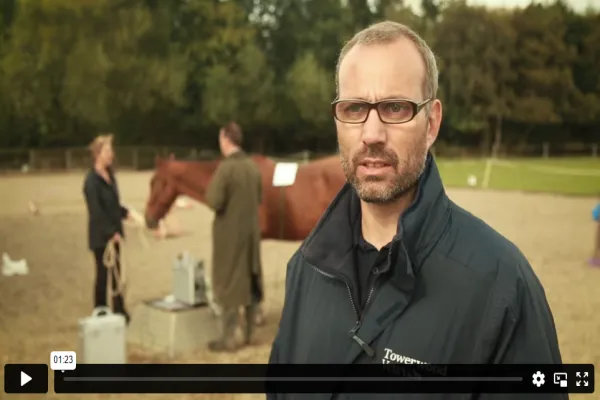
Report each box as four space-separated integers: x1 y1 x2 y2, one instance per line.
54 363 594 394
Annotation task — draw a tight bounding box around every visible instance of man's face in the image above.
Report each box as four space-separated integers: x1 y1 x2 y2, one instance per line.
336 38 442 204
218 130 227 155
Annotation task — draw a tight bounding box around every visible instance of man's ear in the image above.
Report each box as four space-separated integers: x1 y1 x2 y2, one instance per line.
426 99 442 149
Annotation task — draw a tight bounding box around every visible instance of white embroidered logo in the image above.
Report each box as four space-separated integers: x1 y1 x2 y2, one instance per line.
382 348 428 364
381 348 448 377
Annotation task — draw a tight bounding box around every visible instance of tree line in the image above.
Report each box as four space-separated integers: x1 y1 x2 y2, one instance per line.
0 0 598 154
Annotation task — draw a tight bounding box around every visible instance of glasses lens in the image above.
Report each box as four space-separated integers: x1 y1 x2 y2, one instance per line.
377 100 414 123
334 101 369 123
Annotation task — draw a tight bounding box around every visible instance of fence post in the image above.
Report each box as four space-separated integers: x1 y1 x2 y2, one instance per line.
592 144 598 158
302 150 310 164
542 142 550 158
65 149 72 170
28 149 37 170
132 147 139 170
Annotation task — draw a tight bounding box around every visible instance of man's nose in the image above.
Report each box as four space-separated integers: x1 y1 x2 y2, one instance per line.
361 108 386 145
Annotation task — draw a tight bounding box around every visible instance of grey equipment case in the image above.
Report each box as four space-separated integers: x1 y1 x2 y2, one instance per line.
172 251 209 306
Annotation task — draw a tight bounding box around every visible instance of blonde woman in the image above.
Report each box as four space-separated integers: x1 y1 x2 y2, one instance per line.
83 134 131 323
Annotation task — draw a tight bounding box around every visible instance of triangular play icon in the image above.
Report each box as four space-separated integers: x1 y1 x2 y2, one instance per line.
20 371 32 387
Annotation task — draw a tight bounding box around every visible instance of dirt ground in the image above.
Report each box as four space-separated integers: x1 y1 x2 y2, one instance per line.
0 171 598 400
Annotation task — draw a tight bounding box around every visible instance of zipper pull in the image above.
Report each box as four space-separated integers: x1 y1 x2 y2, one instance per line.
348 320 361 336
348 321 375 358
351 334 375 358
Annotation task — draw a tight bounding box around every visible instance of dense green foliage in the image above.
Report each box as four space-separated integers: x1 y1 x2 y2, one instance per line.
0 0 598 153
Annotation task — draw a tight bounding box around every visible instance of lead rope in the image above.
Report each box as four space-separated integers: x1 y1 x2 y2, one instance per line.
102 239 127 308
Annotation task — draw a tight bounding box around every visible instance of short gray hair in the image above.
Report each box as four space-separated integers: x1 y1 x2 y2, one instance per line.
335 21 439 101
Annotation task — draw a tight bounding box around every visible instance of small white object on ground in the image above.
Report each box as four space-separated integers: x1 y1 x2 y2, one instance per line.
1 252 30 276
467 174 478 187
28 201 39 215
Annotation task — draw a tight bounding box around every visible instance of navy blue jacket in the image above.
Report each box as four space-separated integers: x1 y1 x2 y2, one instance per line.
83 167 128 250
268 154 565 400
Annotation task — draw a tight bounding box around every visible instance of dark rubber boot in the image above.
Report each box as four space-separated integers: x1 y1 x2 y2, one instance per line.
208 307 239 352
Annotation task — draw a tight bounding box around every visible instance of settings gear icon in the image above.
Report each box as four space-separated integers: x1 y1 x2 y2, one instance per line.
532 371 545 387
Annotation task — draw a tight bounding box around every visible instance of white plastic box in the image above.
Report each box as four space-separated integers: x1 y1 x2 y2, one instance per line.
172 251 209 306
78 307 126 364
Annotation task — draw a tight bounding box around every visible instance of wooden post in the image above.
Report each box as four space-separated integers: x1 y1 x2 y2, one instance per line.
542 142 549 158
302 150 310 164
132 147 139 170
29 149 37 170
65 149 72 170
592 144 598 158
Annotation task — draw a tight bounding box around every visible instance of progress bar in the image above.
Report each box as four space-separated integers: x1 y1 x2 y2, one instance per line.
54 363 595 394
65 376 523 382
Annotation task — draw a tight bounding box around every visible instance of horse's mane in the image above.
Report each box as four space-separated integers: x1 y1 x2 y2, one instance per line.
156 153 274 169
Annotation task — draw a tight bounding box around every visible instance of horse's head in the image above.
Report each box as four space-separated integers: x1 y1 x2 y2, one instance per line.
145 154 221 229
144 154 182 229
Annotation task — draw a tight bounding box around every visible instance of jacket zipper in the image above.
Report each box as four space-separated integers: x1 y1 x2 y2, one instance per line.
312 266 376 358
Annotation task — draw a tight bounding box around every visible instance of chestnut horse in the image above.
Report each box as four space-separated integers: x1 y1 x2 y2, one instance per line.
144 154 347 241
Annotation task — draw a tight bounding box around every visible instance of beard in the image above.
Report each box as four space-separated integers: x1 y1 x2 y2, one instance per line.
339 136 428 204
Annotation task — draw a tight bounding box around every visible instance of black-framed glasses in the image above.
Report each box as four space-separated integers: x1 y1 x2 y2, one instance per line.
331 98 432 124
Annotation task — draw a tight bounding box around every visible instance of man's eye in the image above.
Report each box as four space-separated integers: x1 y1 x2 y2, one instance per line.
384 102 408 113
345 103 365 113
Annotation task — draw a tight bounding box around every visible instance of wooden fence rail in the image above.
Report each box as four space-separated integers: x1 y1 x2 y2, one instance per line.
0 142 597 172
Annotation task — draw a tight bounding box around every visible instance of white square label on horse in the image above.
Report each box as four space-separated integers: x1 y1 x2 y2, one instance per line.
273 163 299 187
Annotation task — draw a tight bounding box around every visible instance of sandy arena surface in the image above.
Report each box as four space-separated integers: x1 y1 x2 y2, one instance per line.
0 170 598 400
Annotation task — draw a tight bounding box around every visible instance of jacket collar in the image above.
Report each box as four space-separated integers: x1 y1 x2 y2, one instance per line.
301 152 450 284
91 166 116 186
225 149 245 159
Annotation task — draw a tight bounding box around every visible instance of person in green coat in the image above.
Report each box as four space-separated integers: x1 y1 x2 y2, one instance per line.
206 121 264 352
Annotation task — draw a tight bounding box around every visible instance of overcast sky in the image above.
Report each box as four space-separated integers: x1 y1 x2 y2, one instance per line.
401 0 600 13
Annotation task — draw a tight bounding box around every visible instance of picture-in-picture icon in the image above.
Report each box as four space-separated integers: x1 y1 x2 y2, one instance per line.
554 372 568 388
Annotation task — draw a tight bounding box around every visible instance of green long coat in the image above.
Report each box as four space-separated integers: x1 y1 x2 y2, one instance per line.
205 151 264 309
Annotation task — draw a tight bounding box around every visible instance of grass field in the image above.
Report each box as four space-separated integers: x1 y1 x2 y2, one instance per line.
436 157 600 196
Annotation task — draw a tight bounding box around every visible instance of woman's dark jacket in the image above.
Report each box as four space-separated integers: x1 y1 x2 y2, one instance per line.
83 167 128 251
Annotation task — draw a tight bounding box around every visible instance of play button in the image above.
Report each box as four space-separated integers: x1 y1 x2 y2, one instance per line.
21 371 32 386
4 364 48 393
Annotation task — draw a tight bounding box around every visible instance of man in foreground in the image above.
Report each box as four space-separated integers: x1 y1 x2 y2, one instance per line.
268 21 564 398
206 122 264 352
